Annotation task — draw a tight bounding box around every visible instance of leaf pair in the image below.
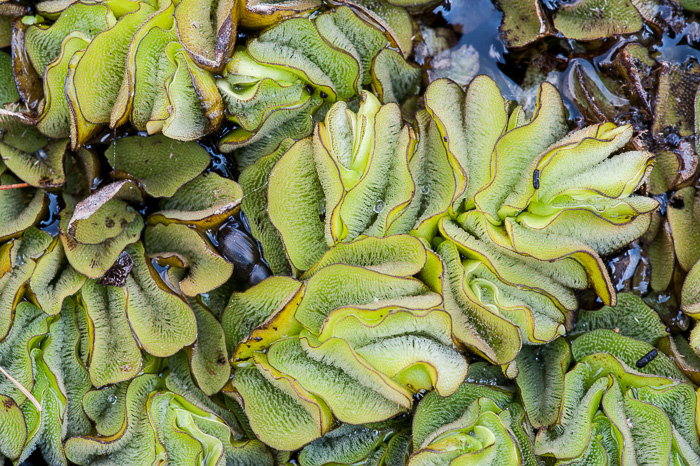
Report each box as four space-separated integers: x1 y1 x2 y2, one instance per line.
64 370 272 466
217 6 421 168
24 0 224 145
222 235 468 450
513 324 699 465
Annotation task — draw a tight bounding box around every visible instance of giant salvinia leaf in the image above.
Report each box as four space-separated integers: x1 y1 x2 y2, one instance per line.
226 235 468 451
572 292 669 345
298 419 411 466
29 237 86 316
105 135 210 198
668 187 700 272
124 242 197 357
217 6 422 168
0 174 47 242
149 172 243 228
406 76 657 362
60 180 144 279
264 92 417 272
22 0 224 145
143 222 233 296
0 299 92 465
79 279 142 386
173 0 240 71
534 350 700 465
0 228 52 339
411 375 535 466
64 374 162 465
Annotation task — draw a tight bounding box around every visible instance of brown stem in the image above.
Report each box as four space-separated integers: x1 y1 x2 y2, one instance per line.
0 182 31 191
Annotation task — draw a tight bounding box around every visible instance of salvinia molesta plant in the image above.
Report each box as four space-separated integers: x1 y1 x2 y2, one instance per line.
410 378 536 466
20 0 424 151
221 234 468 451
217 5 421 169
516 330 700 465
241 76 657 370
18 0 330 146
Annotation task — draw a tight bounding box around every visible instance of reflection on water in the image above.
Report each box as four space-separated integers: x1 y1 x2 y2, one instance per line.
428 0 586 119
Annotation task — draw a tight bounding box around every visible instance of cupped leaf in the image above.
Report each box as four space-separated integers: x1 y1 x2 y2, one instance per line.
64 374 161 465
223 275 302 357
514 338 571 429
143 222 233 296
150 172 243 228
430 242 521 365
573 292 669 345
240 0 321 28
60 183 144 279
534 352 700 464
124 242 197 357
410 398 529 465
106 135 210 198
0 394 28 461
71 2 156 141
668 187 700 272
29 237 86 316
36 32 89 139
174 0 240 71
186 298 229 396
299 420 411 466
496 0 549 48
239 139 294 275
0 50 19 106
267 137 328 271
553 0 643 41
79 279 142 386
0 229 52 339
231 362 334 451
24 2 114 75
572 329 685 380
0 174 47 242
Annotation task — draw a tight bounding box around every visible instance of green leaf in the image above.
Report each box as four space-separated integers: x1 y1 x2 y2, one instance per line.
79 279 142 386
267 137 328 271
36 32 90 139
572 329 686 381
29 237 87 316
143 223 233 296
553 0 643 40
0 50 19 106
239 140 294 276
64 374 162 465
496 0 549 48
222 275 302 357
124 242 197 358
370 48 421 104
231 364 334 451
186 298 229 395
0 174 47 242
24 2 114 75
150 172 243 228
0 229 51 339
514 338 571 428
668 187 700 272
106 135 210 198
573 293 669 344
173 0 240 71
0 394 28 461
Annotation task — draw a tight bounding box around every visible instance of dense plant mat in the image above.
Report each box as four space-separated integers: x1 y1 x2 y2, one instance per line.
3 0 700 465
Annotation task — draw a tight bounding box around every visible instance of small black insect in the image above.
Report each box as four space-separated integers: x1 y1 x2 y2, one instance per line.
635 348 658 369
533 169 540 190
217 215 271 286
